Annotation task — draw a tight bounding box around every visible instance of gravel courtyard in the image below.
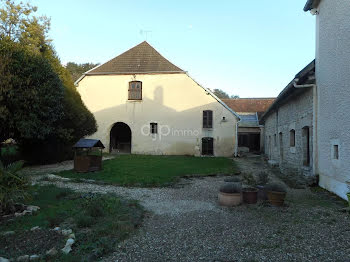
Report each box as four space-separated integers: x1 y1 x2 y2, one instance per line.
34 156 350 262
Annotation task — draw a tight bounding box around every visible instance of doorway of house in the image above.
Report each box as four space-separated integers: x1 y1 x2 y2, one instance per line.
110 122 131 153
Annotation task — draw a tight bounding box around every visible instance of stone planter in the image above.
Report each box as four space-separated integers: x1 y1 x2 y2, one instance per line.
218 192 241 207
242 188 258 204
267 191 286 206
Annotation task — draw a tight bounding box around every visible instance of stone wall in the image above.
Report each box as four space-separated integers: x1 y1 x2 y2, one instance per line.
264 87 314 179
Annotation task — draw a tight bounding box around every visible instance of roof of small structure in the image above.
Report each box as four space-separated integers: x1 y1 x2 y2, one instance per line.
73 139 105 149
86 41 184 75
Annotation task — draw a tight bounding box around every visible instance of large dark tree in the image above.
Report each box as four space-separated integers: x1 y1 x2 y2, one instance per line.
0 0 97 163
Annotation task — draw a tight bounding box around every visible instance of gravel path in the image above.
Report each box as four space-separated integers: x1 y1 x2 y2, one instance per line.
34 156 350 262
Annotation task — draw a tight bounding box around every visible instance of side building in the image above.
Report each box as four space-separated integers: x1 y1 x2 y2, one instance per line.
304 0 350 199
261 61 316 181
223 98 275 153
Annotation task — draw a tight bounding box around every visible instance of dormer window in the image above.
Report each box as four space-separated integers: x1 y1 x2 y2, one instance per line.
128 81 142 100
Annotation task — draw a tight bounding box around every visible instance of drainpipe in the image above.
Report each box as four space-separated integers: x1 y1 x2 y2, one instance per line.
234 119 240 157
293 79 316 89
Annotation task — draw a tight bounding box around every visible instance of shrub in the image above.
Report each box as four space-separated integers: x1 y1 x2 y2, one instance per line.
257 172 269 185
76 215 95 228
242 172 257 187
86 200 105 218
224 177 241 183
0 160 29 214
220 183 242 194
265 182 287 193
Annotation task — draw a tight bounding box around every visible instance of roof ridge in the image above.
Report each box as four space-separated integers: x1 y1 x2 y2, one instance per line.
86 41 184 75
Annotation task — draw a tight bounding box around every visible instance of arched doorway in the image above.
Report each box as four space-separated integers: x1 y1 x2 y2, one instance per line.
110 122 131 153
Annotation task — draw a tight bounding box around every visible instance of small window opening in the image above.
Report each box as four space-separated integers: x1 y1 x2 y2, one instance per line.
274 134 277 147
333 145 339 159
290 129 295 147
150 123 158 134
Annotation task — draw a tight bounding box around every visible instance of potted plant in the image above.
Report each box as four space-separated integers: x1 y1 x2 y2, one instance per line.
265 182 287 206
242 187 258 204
256 172 269 200
218 183 242 207
242 173 258 204
224 177 242 184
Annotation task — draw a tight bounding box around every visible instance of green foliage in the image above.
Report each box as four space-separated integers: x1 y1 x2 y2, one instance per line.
0 185 144 260
213 88 240 99
265 182 287 193
257 171 269 185
0 1 97 163
0 160 29 213
243 172 258 187
224 177 242 183
66 62 99 82
0 39 64 141
58 155 238 187
220 182 242 193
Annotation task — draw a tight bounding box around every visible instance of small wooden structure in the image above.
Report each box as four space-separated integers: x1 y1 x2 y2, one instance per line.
73 139 105 173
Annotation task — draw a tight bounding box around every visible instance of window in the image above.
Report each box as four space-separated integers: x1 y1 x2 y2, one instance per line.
290 129 295 147
202 137 214 155
150 123 158 134
333 145 339 159
274 134 277 147
128 81 142 100
203 110 213 128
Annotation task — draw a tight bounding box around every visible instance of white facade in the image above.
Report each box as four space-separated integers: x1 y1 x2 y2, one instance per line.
77 73 239 157
313 0 350 199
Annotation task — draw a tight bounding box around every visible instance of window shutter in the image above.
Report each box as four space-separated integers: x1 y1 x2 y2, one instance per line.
128 81 142 100
203 110 213 128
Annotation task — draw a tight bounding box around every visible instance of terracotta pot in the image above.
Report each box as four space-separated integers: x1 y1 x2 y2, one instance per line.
218 192 241 207
267 191 286 206
256 185 268 200
243 188 258 204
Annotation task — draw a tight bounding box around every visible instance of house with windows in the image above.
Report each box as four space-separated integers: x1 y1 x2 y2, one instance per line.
304 0 350 199
261 61 316 180
222 98 275 153
75 41 240 157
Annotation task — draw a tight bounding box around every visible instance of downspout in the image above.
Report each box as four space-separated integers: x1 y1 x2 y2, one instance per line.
234 119 241 157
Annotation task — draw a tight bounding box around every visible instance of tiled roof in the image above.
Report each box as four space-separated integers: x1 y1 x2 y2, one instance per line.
87 41 184 75
260 60 315 121
222 98 275 114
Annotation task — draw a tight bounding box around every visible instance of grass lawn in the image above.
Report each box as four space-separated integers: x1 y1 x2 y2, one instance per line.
58 155 237 187
0 185 144 261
